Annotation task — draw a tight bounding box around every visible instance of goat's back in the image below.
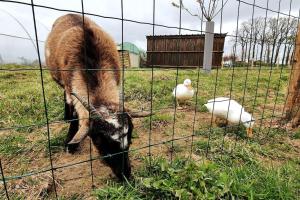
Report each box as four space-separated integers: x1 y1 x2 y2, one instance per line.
45 14 120 89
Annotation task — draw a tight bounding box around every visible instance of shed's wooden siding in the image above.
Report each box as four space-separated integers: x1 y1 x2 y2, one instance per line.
146 34 226 68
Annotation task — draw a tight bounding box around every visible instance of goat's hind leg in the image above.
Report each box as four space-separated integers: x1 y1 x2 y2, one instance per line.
65 111 80 153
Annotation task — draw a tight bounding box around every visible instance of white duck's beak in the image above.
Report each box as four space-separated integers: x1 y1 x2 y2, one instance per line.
188 85 192 90
246 128 253 138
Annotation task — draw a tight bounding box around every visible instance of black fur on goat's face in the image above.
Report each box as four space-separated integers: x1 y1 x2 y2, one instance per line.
89 113 133 181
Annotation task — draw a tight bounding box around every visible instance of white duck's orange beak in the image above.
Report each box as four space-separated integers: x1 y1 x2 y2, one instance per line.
246 128 253 138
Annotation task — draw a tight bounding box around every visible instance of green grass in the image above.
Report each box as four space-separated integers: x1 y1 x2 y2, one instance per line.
292 129 300 139
0 64 63 132
124 67 290 117
142 113 173 129
94 125 300 199
0 134 26 156
49 127 68 153
194 140 210 152
0 64 298 199
95 156 300 200
0 64 290 131
166 142 184 153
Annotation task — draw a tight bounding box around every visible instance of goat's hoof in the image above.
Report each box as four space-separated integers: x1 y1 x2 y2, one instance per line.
65 143 79 154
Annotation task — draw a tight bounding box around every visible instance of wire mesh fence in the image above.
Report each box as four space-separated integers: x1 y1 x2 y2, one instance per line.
0 0 299 199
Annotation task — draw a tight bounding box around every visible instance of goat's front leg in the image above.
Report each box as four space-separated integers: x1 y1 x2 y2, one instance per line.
64 96 90 153
65 111 80 153
64 91 74 121
64 92 80 153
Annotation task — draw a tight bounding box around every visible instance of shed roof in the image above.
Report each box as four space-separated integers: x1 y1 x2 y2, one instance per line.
117 42 140 55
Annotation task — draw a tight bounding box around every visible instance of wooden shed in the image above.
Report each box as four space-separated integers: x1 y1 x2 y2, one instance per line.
146 34 226 68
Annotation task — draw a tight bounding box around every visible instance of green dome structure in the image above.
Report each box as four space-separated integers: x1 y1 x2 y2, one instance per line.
117 42 146 68
117 42 141 55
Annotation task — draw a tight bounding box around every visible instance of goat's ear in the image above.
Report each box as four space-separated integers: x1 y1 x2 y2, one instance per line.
126 110 153 118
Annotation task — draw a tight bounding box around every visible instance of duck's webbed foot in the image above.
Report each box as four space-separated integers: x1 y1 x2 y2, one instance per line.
177 101 184 110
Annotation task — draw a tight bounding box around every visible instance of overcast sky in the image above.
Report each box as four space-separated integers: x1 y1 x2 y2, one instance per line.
0 0 299 63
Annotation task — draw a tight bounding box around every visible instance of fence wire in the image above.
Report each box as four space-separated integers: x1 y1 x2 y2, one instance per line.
147 0 156 173
30 0 58 198
0 0 300 199
170 0 182 163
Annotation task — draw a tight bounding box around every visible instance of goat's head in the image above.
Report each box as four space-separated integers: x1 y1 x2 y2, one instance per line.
69 92 151 180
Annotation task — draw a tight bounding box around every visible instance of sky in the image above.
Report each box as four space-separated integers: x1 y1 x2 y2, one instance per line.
0 0 299 63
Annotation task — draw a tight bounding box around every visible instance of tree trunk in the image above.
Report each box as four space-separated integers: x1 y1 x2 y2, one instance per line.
266 44 270 64
285 26 300 127
271 42 277 64
252 39 256 62
263 44 267 63
245 41 248 63
285 46 292 66
290 48 295 65
274 44 281 66
244 44 247 63
241 45 245 62
247 44 251 63
282 44 287 65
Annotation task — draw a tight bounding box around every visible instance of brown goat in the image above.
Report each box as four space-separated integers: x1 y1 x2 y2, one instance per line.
45 14 150 180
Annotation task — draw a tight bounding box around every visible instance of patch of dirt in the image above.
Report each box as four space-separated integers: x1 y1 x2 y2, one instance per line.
2 107 211 198
254 135 300 168
289 139 300 153
0 130 12 137
5 171 63 200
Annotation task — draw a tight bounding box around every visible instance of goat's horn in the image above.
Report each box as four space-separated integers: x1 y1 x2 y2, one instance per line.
71 92 102 119
68 126 89 144
127 110 154 118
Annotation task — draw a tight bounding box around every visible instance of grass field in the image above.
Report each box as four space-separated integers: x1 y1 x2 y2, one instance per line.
0 64 299 199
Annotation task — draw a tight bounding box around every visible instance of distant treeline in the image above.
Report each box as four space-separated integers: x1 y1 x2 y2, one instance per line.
0 55 45 66
233 17 297 65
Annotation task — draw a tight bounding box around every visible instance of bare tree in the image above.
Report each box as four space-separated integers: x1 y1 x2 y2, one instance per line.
235 16 297 66
196 0 227 22
250 17 264 64
282 18 297 66
171 0 228 22
262 18 278 64
235 18 264 63
264 17 289 65
273 18 289 65
236 21 250 62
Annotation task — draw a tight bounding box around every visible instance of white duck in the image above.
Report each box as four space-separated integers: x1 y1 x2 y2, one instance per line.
172 79 194 109
204 97 255 138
